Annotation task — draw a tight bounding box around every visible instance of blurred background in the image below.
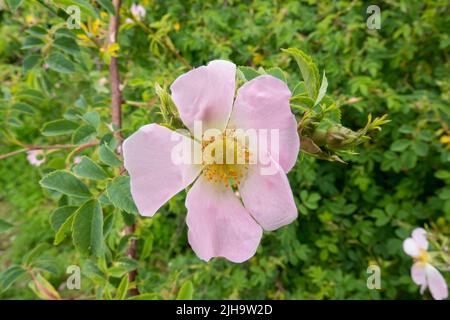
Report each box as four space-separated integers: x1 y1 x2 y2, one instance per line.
0 0 449 299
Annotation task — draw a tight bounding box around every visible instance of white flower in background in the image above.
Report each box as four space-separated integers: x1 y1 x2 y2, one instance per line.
131 3 146 19
73 156 82 164
27 150 45 167
403 228 448 300
98 77 108 86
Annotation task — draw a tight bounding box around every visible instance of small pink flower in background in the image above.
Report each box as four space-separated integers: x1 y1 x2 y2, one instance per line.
403 228 448 300
73 156 82 164
126 3 146 24
123 60 299 263
27 150 45 167
131 3 146 19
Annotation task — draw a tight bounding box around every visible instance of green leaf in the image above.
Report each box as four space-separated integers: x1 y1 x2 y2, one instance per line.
115 275 129 300
176 280 194 300
45 53 75 74
53 0 100 19
29 273 61 300
98 144 121 167
282 48 320 99
22 36 45 49
266 67 287 82
72 124 97 144
238 66 262 81
22 243 49 266
73 156 108 180
54 212 75 245
72 199 104 256
390 139 411 152
50 206 78 232
53 36 80 55
128 293 160 300
435 170 450 180
0 219 13 233
0 266 26 292
42 119 79 136
82 111 101 129
40 170 91 198
413 141 429 157
11 102 36 114
106 176 138 215
97 0 116 15
23 54 42 73
292 82 306 96
314 71 328 106
26 26 48 37
290 94 315 108
6 0 24 11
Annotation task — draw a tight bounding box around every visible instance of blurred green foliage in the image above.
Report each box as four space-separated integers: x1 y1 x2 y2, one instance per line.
0 0 449 299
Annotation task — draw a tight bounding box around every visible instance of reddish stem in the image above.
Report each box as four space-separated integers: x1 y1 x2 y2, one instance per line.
108 0 139 296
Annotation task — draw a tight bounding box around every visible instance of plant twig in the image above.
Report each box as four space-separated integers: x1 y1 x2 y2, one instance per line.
108 0 139 297
0 142 98 160
125 96 158 109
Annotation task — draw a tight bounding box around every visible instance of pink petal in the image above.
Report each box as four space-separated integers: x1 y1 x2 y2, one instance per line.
239 154 298 231
411 262 427 287
171 60 236 133
123 124 201 217
228 75 299 173
185 175 263 263
412 228 428 251
425 264 448 300
403 238 420 257
27 150 45 166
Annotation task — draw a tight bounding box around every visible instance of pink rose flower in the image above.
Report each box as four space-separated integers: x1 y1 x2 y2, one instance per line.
403 228 448 300
26 150 45 167
123 60 299 262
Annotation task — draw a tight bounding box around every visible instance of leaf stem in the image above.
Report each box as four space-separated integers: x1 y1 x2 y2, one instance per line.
0 142 98 160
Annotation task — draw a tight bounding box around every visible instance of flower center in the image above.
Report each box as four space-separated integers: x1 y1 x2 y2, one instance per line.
201 130 251 187
417 249 429 264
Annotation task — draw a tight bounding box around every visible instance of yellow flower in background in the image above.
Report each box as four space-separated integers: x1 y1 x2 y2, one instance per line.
25 15 36 24
106 43 120 57
440 135 450 144
252 53 264 66
79 18 103 37
440 135 450 149
174 22 181 31
100 43 121 65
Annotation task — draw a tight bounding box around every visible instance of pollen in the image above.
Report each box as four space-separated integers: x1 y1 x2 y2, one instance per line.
417 250 429 264
202 130 251 188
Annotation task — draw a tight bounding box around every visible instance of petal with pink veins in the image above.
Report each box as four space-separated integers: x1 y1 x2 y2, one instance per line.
425 264 448 300
228 75 299 173
185 175 263 263
123 124 201 217
171 60 236 133
239 154 298 231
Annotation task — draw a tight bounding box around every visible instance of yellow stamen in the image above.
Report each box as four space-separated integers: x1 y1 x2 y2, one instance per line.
202 130 251 188
417 250 429 264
